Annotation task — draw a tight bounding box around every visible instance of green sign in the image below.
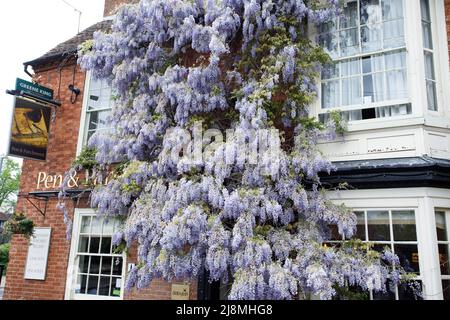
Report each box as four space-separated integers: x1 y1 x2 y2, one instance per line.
15 78 53 100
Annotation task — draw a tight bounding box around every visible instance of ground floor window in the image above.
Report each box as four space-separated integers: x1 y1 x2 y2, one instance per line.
435 210 450 300
67 211 125 300
329 209 421 300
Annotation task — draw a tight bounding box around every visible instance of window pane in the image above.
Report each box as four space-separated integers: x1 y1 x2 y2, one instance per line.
424 51 436 80
392 210 417 241
367 211 390 241
99 276 111 296
329 224 341 241
361 0 381 26
89 237 101 254
101 237 112 254
342 77 362 106
76 275 88 294
420 0 431 22
426 80 438 111
78 236 89 253
103 219 115 235
353 211 366 240
340 28 360 57
322 81 340 109
101 256 113 275
386 69 407 100
87 276 99 295
438 244 450 276
113 257 123 276
319 32 338 58
435 212 447 242
394 244 420 273
111 278 122 297
322 63 339 80
90 256 101 274
443 280 450 300
91 217 103 234
361 24 382 53
383 18 405 49
88 110 111 131
422 22 433 50
80 216 91 234
341 1 358 29
78 255 90 274
341 59 361 76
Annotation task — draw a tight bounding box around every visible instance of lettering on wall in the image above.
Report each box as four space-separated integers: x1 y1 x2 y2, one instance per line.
36 170 112 190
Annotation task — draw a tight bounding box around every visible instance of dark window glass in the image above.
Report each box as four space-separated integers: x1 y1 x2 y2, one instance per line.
99 277 111 296
89 237 100 254
367 211 390 241
101 237 112 254
392 211 417 241
438 244 450 276
78 236 89 253
353 211 366 240
79 256 89 274
435 212 447 241
111 278 122 297
394 244 420 274
113 257 123 276
101 257 112 275
442 280 450 300
87 276 99 295
77 275 88 294
90 256 101 274
328 224 342 241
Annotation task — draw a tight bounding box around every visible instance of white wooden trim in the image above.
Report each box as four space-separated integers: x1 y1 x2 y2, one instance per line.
64 208 126 300
76 71 92 157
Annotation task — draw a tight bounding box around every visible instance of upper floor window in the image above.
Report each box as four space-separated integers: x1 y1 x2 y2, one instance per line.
81 76 114 147
318 0 412 123
421 0 438 111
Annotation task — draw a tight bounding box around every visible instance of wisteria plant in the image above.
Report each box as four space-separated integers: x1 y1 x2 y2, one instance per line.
58 0 421 300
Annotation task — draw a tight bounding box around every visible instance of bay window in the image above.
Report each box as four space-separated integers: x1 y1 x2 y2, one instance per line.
435 210 450 300
317 0 445 123
329 209 421 300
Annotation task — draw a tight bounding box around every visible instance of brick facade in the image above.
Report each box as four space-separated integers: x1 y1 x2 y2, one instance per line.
3 58 197 300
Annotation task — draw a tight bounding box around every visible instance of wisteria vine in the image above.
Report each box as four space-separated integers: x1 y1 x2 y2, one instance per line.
58 0 422 300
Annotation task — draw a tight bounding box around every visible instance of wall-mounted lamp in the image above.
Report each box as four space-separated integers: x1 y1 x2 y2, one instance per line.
68 84 81 103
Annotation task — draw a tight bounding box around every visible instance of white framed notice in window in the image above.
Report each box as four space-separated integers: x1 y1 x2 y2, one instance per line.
24 227 52 280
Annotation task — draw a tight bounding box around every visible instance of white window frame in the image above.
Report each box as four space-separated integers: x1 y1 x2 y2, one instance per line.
327 207 421 300
435 208 450 300
76 72 113 156
64 208 126 300
312 0 450 130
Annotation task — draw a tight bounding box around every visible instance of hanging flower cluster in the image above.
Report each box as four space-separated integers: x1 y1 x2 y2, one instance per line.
61 0 422 300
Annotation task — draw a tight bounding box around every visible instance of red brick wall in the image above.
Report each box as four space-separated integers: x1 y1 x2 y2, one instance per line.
3 60 193 300
104 0 138 17
3 61 86 300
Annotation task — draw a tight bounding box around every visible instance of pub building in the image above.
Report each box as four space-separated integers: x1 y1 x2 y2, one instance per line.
3 0 450 300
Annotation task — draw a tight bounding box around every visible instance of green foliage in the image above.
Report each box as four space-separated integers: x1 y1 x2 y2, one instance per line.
0 243 10 270
78 39 94 56
73 147 98 170
0 157 21 213
3 212 35 239
333 285 370 300
328 110 347 135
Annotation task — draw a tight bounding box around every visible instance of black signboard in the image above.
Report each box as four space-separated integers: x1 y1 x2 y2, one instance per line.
8 97 52 161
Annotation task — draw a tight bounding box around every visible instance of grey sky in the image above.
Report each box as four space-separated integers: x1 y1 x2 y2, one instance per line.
0 0 105 159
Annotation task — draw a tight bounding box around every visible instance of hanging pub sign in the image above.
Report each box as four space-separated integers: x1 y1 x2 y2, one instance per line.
15 78 54 100
8 97 52 161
